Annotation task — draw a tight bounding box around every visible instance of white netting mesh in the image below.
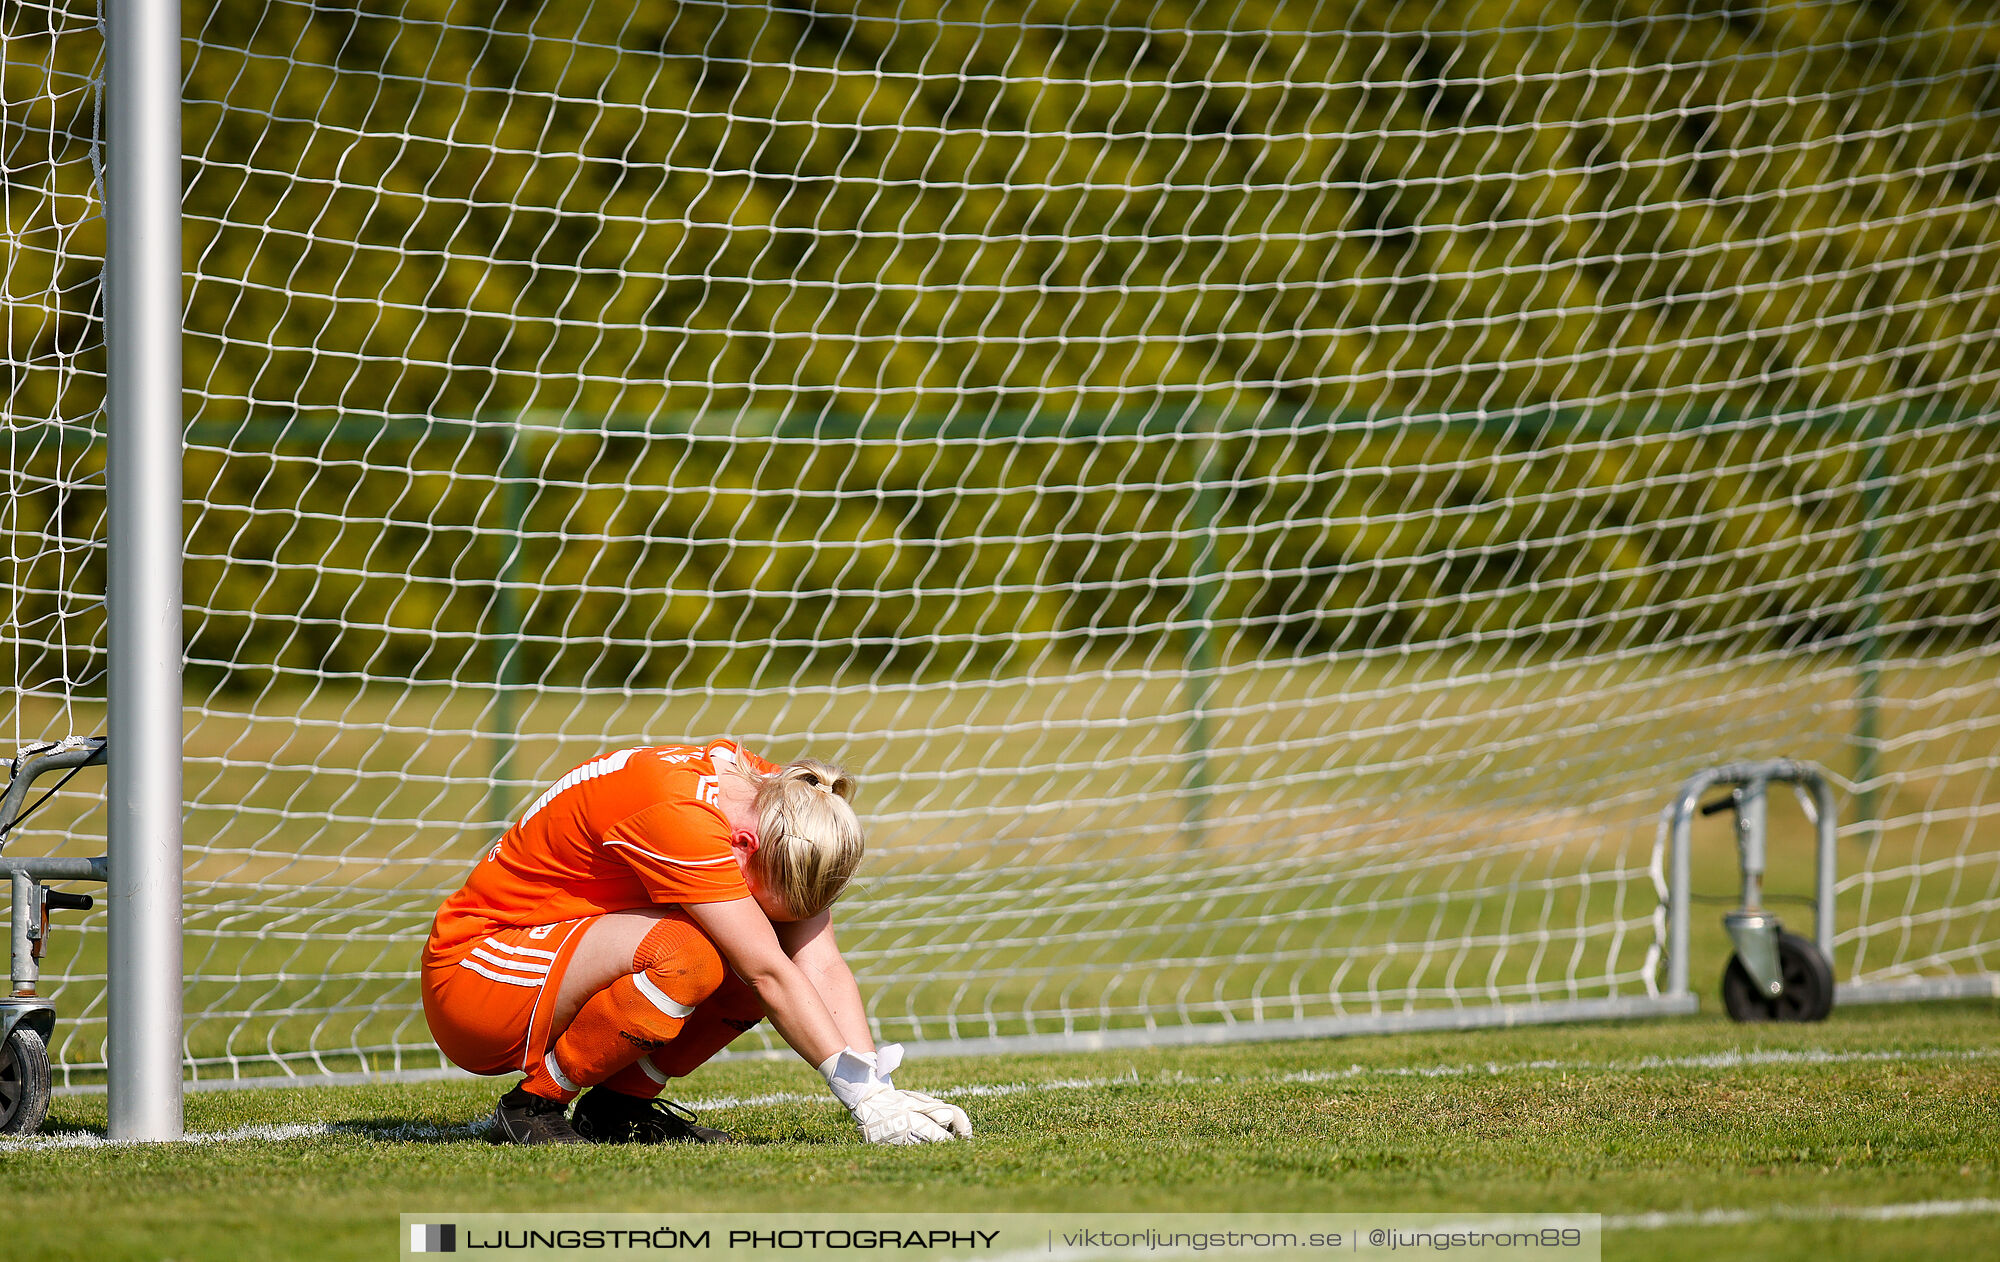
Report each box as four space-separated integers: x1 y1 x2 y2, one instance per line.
3 1 106 730
3 1 1997 1082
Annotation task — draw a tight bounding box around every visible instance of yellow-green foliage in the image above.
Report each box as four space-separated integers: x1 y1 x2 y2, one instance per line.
4 4 1997 688
155 0 2000 420
8 410 1994 689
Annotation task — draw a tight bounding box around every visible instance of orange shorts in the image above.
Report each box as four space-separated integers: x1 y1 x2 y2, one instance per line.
421 917 596 1076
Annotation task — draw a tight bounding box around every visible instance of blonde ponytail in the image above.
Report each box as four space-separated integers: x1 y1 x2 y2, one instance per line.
730 754 864 918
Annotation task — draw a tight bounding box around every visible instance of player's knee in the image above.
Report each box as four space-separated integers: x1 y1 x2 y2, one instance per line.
643 945 724 1009
632 914 726 1009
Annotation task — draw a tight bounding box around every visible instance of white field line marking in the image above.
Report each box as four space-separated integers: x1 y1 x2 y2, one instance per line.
3 1117 493 1149
6 1044 1995 1149
9 1121 337 1150
676 1043 2000 1113
1604 1198 2000 1229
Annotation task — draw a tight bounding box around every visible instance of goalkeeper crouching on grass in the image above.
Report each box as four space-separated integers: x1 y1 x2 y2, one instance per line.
420 740 971 1147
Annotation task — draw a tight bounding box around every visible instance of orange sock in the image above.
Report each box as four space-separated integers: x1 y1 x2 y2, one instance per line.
520 915 724 1101
591 974 765 1098
644 970 767 1081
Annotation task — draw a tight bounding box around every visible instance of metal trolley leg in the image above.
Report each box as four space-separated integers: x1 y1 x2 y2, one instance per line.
1660 759 1838 1023
0 738 110 1135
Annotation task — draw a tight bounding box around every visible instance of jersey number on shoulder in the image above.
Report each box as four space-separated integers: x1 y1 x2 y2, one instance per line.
696 775 721 808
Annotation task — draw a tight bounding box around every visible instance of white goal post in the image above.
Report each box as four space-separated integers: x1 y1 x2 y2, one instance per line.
3 1 1997 1098
3 0 183 1139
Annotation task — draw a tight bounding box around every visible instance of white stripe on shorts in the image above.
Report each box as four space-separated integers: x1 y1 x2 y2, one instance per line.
460 957 546 988
633 970 696 1019
470 946 549 976
481 940 558 962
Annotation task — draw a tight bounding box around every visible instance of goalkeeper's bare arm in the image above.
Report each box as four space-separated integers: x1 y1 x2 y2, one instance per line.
419 740 970 1146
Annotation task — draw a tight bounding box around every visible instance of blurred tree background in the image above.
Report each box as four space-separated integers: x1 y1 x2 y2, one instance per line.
6 0 1997 689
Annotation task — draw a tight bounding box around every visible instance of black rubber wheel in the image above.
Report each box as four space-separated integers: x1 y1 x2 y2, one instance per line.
0 1024 52 1136
1721 930 1835 1023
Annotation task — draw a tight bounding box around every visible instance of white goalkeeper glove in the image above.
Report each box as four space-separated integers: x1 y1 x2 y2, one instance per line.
858 1042 905 1082
863 1047 971 1138
840 1044 972 1140
818 1048 969 1145
893 1087 972 1138
857 1044 971 1138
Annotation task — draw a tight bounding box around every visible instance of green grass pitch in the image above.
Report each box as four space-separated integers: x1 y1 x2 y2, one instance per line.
4 1002 1996 1262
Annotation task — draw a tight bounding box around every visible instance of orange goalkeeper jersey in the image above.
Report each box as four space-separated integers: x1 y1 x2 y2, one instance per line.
424 740 777 962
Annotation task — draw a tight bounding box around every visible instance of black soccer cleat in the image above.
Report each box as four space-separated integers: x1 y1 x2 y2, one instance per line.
488 1085 585 1145
571 1087 736 1144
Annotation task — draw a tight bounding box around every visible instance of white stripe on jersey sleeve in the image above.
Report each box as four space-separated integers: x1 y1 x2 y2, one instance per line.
603 838 738 868
518 746 643 828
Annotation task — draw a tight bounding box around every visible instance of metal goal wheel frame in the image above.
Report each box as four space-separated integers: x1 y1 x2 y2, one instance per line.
1662 758 1841 1024
0 737 110 1137
1721 929 1836 1023
0 1013 52 1135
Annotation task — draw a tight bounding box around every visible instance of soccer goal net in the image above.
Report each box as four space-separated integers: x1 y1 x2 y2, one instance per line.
4 0 1997 1084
